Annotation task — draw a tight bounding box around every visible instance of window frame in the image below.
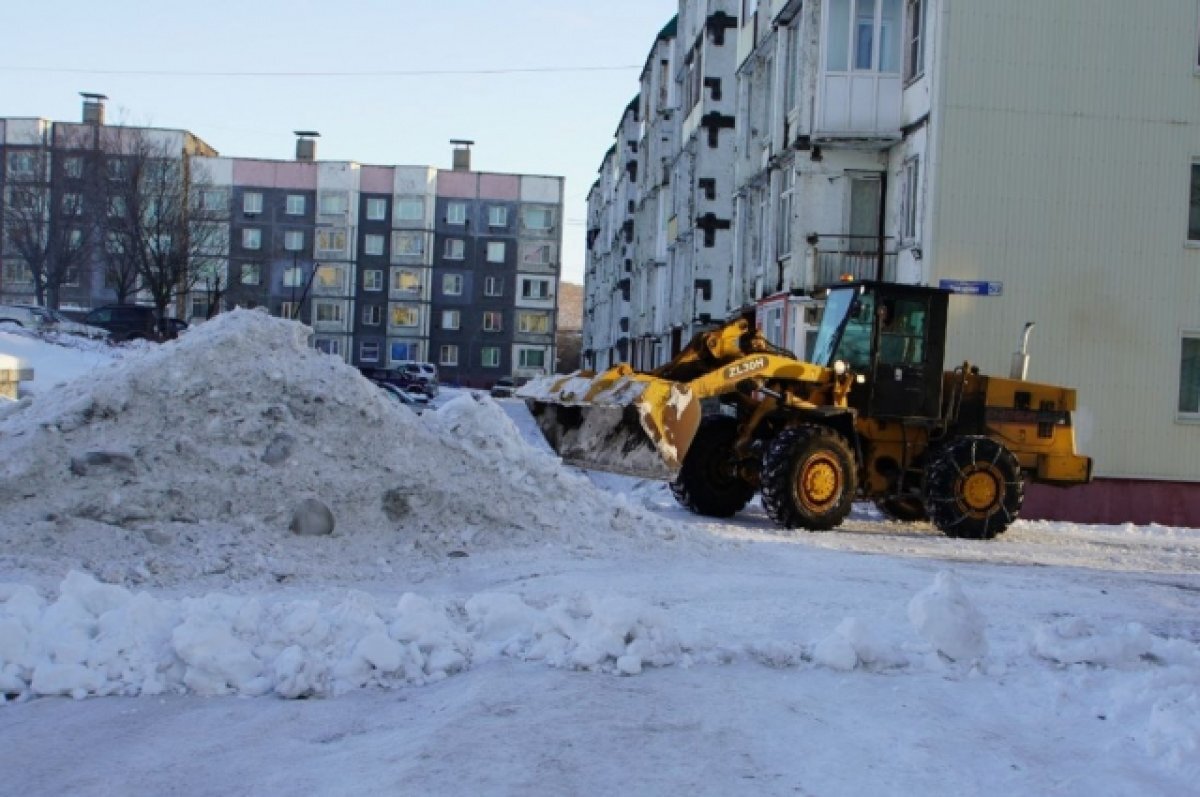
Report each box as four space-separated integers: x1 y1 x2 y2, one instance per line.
488 205 508 227
480 346 500 368
442 273 464 296
363 269 384 291
390 304 420 328
285 194 306 215
242 228 262 250
395 197 424 221
484 276 503 297
360 341 380 363
518 348 547 369
313 300 343 324
362 304 383 326
283 230 305 252
1179 330 1200 420
482 310 503 332
243 192 264 215
486 241 506 263
441 309 461 330
518 311 550 334
447 201 468 225
364 233 386 256
365 197 388 221
444 238 465 260
240 263 262 286
904 0 926 83
439 344 459 366
521 277 551 299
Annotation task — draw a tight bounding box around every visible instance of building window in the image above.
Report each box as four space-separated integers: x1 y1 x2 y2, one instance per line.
243 192 263 214
315 338 342 356
447 202 467 225
481 347 500 368
280 301 300 319
360 341 380 362
242 228 262 250
314 301 343 323
904 0 926 81
315 262 343 290
777 167 794 256
364 234 385 256
483 311 503 332
392 231 424 257
442 273 463 296
316 228 347 255
284 230 305 251
283 265 305 288
523 206 554 231
484 276 503 297
390 341 419 362
518 348 546 369
392 268 420 295
60 193 83 216
521 278 551 299
366 197 388 221
521 242 555 266
486 241 505 263
1190 162 1200 243
107 196 126 218
827 0 902 74
395 197 423 221
3 259 33 285
6 152 37 179
363 305 382 326
488 206 507 227
1181 334 1200 416
440 344 459 366
63 156 84 179
106 158 127 181
286 194 306 215
199 189 227 212
442 309 461 330
518 312 550 334
444 238 465 259
364 269 383 291
240 263 261 285
783 21 802 115
900 157 920 242
319 193 348 215
391 305 419 327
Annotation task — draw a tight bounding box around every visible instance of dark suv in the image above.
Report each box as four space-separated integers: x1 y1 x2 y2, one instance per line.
84 305 158 342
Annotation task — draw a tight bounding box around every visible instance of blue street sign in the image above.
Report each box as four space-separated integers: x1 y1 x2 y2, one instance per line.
938 279 1003 297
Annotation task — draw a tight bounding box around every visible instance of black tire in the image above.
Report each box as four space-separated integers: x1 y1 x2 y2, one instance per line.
924 436 1024 539
669 415 755 518
874 495 928 523
760 425 857 531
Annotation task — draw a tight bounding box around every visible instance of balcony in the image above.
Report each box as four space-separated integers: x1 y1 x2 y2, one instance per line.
811 234 897 284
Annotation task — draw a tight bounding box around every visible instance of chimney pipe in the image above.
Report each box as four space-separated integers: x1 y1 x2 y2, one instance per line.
450 139 474 171
294 130 320 162
80 92 107 125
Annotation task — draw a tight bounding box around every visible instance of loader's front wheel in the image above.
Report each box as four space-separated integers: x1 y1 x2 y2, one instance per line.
761 426 857 531
670 415 755 518
924 436 1024 539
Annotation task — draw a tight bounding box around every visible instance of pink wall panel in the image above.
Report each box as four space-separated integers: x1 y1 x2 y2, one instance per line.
1024 479 1200 527
436 171 479 198
233 160 318 189
478 173 520 200
360 165 393 193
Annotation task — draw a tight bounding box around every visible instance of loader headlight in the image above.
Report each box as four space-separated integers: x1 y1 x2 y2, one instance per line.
833 359 847 376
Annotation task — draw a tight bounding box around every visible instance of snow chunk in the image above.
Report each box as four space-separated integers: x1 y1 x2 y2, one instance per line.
907 571 988 662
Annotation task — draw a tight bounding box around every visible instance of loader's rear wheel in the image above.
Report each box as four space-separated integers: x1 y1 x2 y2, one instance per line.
924 436 1024 539
761 426 857 531
874 495 928 523
670 415 755 518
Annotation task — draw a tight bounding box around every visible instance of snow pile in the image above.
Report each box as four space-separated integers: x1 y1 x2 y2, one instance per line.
0 310 693 588
907 570 989 662
0 571 684 700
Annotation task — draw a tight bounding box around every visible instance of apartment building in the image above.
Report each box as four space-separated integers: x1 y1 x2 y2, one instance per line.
585 0 1200 525
1 102 562 388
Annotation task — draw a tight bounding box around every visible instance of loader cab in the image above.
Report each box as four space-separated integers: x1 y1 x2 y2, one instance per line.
810 282 949 419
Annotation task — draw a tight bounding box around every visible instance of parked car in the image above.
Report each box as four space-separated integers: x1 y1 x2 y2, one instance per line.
395 361 439 397
359 366 420 391
490 377 517 398
377 382 430 413
83 304 158 342
0 304 110 339
158 317 189 338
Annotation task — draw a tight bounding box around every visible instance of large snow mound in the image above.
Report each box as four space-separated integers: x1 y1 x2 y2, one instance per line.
0 310 694 588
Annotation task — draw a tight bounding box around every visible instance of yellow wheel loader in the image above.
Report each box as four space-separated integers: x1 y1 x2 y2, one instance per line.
522 281 1093 539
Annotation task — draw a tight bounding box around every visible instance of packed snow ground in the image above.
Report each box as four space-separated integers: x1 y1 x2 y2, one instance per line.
1 316 1199 796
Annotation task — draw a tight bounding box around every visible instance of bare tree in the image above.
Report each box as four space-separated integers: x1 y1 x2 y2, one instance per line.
1 149 94 309
100 129 227 324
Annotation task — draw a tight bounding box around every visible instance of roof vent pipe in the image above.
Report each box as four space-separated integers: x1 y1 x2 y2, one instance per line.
80 92 108 125
294 130 320 161
450 139 474 171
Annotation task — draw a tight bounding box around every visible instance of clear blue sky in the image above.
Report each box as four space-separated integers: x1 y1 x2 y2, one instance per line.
1 0 680 284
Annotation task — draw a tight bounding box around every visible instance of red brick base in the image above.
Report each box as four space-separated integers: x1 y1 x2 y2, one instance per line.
1023 478 1200 527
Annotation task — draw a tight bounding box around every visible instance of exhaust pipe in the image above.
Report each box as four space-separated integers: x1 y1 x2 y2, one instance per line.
1010 322 1035 380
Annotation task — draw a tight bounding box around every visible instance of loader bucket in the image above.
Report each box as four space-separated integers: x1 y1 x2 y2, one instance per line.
519 370 701 480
